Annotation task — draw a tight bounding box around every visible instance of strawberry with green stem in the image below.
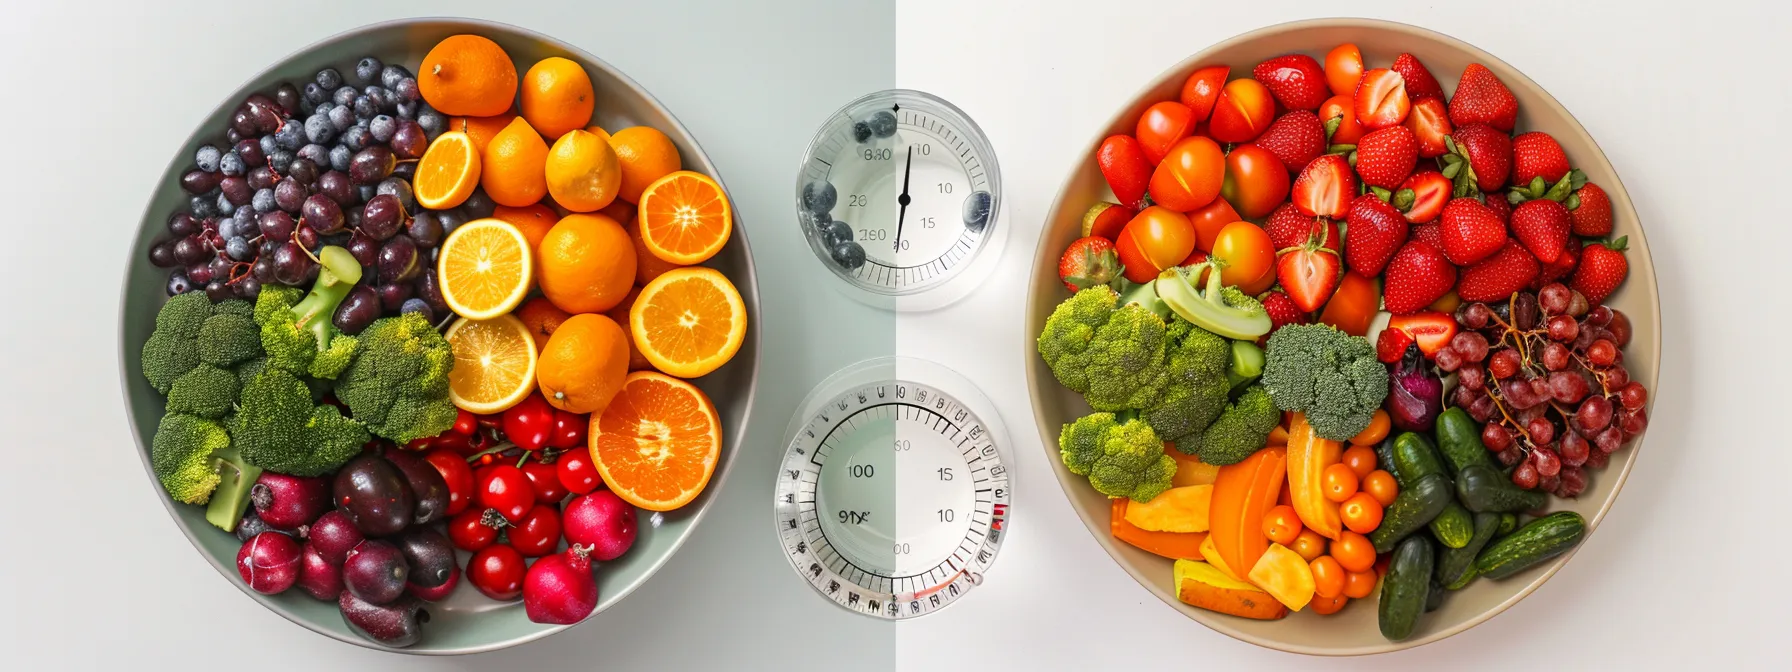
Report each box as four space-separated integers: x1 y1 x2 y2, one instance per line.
1274 220 1341 313
1571 237 1629 305
1057 236 1123 292
1441 123 1512 197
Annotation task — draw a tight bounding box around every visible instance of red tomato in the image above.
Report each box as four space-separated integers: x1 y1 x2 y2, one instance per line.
1179 65 1230 121
423 448 476 517
1219 144 1290 219
1324 44 1364 96
453 409 479 435
1082 202 1135 241
467 544 526 601
1147 136 1224 212
1186 198 1240 253
1310 592 1349 615
1341 445 1378 479
1343 568 1377 599
548 410 587 449
1331 531 1376 573
1136 101 1195 165
1291 529 1327 562
1097 135 1154 210
501 394 555 451
1209 221 1275 292
1319 95 1367 146
1208 79 1275 143
507 505 563 557
1114 206 1196 283
448 507 500 552
521 461 568 505
556 450 602 495
1319 271 1381 336
477 465 536 524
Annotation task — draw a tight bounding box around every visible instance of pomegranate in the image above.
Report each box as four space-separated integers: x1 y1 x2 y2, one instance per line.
308 511 364 565
563 491 637 561
297 544 344 601
251 473 331 530
523 547 598 625
236 532 303 594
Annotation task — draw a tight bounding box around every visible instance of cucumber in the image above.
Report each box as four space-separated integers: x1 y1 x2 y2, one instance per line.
1456 464 1548 513
1378 535 1434 641
1476 511 1587 580
1425 577 1447 612
1443 564 1478 590
1391 432 1448 484
1437 512 1502 586
1497 513 1519 536
1371 474 1453 553
1435 407 1497 476
1429 501 1476 548
1375 437 1402 485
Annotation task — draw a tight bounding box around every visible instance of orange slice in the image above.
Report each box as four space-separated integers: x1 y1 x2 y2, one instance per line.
444 314 538 414
629 267 746 379
414 131 481 210
637 171 731 265
590 371 721 511
438 218 533 319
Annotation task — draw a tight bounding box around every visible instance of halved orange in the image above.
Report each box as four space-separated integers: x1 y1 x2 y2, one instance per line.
590 371 721 511
438 218 533 319
414 131 481 210
444 314 538 414
637 171 731 265
629 267 746 379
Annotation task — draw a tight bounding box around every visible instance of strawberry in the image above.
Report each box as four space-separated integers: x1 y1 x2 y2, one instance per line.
1398 171 1452 224
1511 132 1571 187
1254 110 1325 173
1441 123 1512 196
1354 68 1411 130
1457 239 1541 302
1404 97 1452 158
1252 54 1329 111
1383 241 1457 314
1376 327 1415 363
1438 197 1507 265
1292 154 1356 218
1354 126 1419 189
1391 53 1444 102
1057 236 1121 292
1260 290 1309 340
1509 199 1572 264
1344 193 1408 275
1387 311 1459 358
1277 244 1342 313
1569 182 1614 237
1533 237 1579 289
1410 223 1443 248
1449 63 1518 132
1265 201 1339 251
1571 237 1629 305
1484 192 1512 225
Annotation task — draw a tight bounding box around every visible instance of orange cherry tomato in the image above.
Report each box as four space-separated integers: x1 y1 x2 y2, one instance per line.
1136 101 1196 166
1209 221 1274 291
1341 445 1378 479
1113 206 1196 283
1362 470 1399 507
1186 197 1240 253
1291 529 1327 562
1309 592 1350 615
1179 65 1230 122
1319 94 1367 146
1148 136 1225 212
1350 409 1392 446
1343 568 1378 599
1209 79 1275 144
1309 555 1346 599
1322 463 1360 503
1261 504 1302 546
1340 492 1385 535
1324 44 1364 97
1331 531 1376 573
1219 144 1289 219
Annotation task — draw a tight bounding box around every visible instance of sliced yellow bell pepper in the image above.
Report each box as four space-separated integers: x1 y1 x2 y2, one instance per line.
1286 412 1344 540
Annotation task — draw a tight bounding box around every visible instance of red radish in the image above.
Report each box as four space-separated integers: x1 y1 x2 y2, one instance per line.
308 510 364 565
564 491 638 561
523 548 599 625
251 473 331 530
237 531 303 595
297 544 344 601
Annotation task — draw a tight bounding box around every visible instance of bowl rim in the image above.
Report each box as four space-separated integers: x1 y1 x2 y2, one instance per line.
1022 16 1660 656
114 16 762 656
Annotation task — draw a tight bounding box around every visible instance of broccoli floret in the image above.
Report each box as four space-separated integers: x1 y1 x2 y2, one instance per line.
254 246 363 379
1038 287 1119 393
140 292 214 393
333 312 457 443
1058 412 1177 502
166 363 240 419
232 367 369 477
1081 303 1171 411
1262 323 1390 441
1194 385 1282 466
1156 264 1273 340
151 414 231 504
1142 318 1232 450
199 311 262 367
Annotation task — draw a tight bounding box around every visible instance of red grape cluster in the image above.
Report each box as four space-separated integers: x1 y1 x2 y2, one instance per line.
1434 283 1648 498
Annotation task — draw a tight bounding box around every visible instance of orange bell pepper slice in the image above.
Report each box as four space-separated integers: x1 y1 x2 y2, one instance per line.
1209 446 1287 581
1286 412 1345 540
1111 499 1207 560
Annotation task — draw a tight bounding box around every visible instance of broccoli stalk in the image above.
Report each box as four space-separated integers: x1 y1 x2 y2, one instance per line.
203 446 261 532
149 414 262 531
291 245 362 350
1156 263 1273 340
256 246 363 379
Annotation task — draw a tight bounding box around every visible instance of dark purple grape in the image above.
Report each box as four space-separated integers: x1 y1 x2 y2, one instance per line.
232 108 257 137
375 283 413 311
349 146 395 185
247 166 277 191
168 212 199 237
301 194 345 234
414 269 449 316
294 224 320 252
204 280 233 302
460 190 496 219
407 211 443 247
235 138 266 168
258 211 296 241
274 178 307 212
389 121 427 159
149 241 177 267
275 83 303 115
376 178 414 211
184 262 215 285
347 234 380 267
288 157 320 185
434 208 466 237
377 235 421 284
234 276 262 299
317 170 355 205
166 272 192 296
209 256 235 280
334 285 382 335
391 161 416 181
181 169 222 194
220 176 253 206
252 257 276 282
227 128 244 145
173 237 206 265
360 195 404 241
343 540 409 605
272 243 314 285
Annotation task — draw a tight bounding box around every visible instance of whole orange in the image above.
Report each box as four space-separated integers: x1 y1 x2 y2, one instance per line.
481 117 550 207
626 219 683 286
535 313 629 414
604 286 652 371
608 126 681 204
599 198 635 225
537 213 636 313
418 35 518 117
450 113 518 154
544 129 621 212
515 297 572 353
520 57 595 140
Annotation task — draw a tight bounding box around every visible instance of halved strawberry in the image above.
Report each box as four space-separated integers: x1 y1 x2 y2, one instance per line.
1265 201 1339 251
1254 110 1325 173
1058 236 1121 292
1398 171 1452 224
1387 311 1459 359
1391 53 1444 102
1571 237 1629 305
1569 182 1614 237
1442 123 1513 196
1276 241 1342 313
1511 132 1571 187
1376 327 1415 364
1354 125 1418 189
1449 63 1518 132
1292 154 1356 218
1382 240 1457 314
1458 239 1540 302
1509 199 1571 264
1344 193 1408 276
1405 97 1452 158
1253 54 1329 111
1439 197 1507 265
1354 69 1410 130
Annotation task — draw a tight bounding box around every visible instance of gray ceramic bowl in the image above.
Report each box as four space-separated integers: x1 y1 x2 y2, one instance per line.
1024 18 1658 655
116 18 758 655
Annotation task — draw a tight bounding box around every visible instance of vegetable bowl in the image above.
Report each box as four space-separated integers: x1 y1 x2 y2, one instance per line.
1025 18 1658 655
117 18 758 654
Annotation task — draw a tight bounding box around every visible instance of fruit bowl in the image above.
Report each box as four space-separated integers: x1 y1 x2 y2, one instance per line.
116 18 759 654
1024 18 1658 655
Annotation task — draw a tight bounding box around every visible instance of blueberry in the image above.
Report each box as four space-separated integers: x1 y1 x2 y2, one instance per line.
303 82 328 104
830 241 867 270
328 105 355 131
217 217 238 239
399 298 434 321
357 185 377 203
226 128 243 145
394 78 421 102
259 134 279 157
166 272 192 296
315 68 343 90
330 145 353 173
195 145 223 173
333 85 358 107
364 86 393 111
219 150 246 176
802 181 837 214
315 101 335 116
274 122 305 150
368 115 397 143
217 192 237 217
852 120 873 143
269 149 295 173
869 111 897 138
355 57 383 84
417 108 445 134
304 115 337 144
962 190 993 232
227 236 253 261
821 221 854 247
252 188 277 213
349 95 374 119
341 125 371 151
380 64 413 90
297 143 330 166
395 100 420 120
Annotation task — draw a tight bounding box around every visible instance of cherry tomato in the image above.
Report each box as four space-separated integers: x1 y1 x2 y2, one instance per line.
477 464 535 524
521 461 568 505
1179 65 1229 121
1350 409 1392 446
403 435 435 451
1219 144 1289 219
1097 135 1154 210
1343 568 1378 599
1319 95 1367 146
1318 271 1380 337
1309 592 1349 615
448 507 500 552
1209 221 1275 293
431 429 487 457
1114 206 1196 283
1362 470 1399 507
1136 101 1196 166
547 410 587 450
1261 504 1302 546
1148 136 1224 212
1186 197 1239 253
1331 531 1376 573
501 394 556 451
423 448 475 517
507 505 563 557
1209 78 1274 144
1321 463 1360 503
466 544 526 601
1310 555 1346 599
477 413 503 429
1324 44 1364 96
1341 446 1378 479
453 408 479 435
1291 529 1327 562
1340 492 1385 535
557 451 602 495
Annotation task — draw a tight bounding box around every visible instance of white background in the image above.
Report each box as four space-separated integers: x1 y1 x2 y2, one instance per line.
3 0 1788 669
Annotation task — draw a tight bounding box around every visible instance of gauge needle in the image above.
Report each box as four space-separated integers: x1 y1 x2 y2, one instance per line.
893 145 914 253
